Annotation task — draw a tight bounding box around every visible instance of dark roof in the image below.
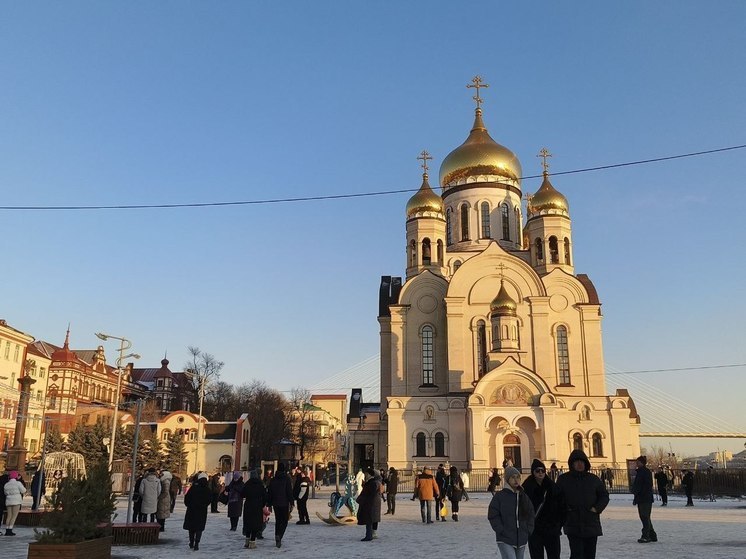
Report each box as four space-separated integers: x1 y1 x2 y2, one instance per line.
576 274 600 305
203 423 237 440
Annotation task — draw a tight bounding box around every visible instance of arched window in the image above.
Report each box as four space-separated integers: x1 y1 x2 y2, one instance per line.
415 432 426 457
549 236 559 264
592 433 603 457
477 320 487 377
421 326 434 385
453 260 462 273
161 429 171 441
446 208 452 245
434 432 446 457
514 207 520 240
557 325 571 384
156 397 162 408
535 238 544 261
480 202 490 238
573 432 583 451
409 240 417 267
501 203 510 240
422 238 431 265
436 240 443 265
460 204 469 241
564 237 571 265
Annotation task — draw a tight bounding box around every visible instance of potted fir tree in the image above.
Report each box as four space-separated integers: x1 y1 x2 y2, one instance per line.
28 461 116 559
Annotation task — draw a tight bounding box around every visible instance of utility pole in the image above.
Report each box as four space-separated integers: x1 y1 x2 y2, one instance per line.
126 399 143 524
195 371 206 473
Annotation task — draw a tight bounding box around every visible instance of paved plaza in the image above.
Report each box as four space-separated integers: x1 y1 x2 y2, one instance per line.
1 490 743 558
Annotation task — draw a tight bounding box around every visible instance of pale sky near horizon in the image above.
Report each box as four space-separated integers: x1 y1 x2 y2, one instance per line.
1 2 744 456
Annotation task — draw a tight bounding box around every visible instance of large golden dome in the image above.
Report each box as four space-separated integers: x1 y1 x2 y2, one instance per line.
439 109 523 188
490 280 517 316
406 173 444 218
529 174 569 215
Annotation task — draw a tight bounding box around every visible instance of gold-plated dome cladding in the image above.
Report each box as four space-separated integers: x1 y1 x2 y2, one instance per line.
490 280 517 316
528 174 569 215
406 173 444 218
439 109 523 188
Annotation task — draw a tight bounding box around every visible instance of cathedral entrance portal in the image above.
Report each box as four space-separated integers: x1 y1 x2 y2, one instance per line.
502 434 522 470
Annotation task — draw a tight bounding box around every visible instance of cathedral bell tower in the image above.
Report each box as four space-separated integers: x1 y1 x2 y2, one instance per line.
405 150 446 280
524 148 574 275
489 274 520 353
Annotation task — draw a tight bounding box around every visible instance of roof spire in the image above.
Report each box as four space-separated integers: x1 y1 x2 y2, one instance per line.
417 149 433 180
63 323 71 349
467 75 489 131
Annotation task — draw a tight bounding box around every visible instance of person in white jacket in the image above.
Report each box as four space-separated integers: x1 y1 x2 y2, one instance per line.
139 468 161 522
4 471 27 536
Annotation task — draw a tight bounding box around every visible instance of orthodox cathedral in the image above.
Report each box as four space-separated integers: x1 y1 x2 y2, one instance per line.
375 77 640 471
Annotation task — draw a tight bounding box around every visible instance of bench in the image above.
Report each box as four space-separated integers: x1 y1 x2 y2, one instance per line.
110 523 161 545
15 510 50 527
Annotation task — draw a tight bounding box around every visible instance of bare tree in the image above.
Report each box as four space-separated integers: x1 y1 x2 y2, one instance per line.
287 387 325 462
244 381 290 466
183 346 224 414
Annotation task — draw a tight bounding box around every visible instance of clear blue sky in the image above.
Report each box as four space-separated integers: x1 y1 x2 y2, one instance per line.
1 2 744 456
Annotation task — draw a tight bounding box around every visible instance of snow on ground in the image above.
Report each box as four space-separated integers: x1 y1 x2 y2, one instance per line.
2 490 744 558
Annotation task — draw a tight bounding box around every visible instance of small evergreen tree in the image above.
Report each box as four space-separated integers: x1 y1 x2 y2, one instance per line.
44 424 65 453
162 433 188 478
65 421 108 469
141 428 163 469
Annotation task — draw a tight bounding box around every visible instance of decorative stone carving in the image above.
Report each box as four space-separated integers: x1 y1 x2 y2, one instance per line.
490 382 530 406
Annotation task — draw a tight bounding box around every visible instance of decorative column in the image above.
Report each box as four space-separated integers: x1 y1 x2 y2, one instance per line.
6 375 37 471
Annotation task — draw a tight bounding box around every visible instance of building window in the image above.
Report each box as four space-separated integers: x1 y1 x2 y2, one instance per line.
415 432 426 457
501 203 510 240
14 345 20 362
592 433 603 457
557 325 571 385
564 237 571 265
189 430 197 441
4 342 9 359
453 260 462 273
422 238 431 265
421 326 434 385
436 240 443 265
157 379 163 387
409 240 417 267
549 236 559 264
434 432 446 456
162 430 171 441
573 432 583 451
477 320 487 377
535 238 543 261
446 208 452 245
30 439 38 453
514 207 520 240
480 202 490 238
460 204 469 241
36 390 42 401
39 367 45 378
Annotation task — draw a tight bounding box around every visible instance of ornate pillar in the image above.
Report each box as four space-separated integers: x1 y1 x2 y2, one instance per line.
6 375 37 471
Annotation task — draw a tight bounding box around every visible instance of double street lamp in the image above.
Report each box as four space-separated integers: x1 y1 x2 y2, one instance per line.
95 332 140 471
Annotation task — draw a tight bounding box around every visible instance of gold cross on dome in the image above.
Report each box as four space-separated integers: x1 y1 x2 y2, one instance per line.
417 150 433 174
537 147 552 175
467 75 489 109
497 262 507 278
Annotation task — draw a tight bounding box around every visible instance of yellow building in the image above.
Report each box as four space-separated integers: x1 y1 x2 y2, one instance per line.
0 319 34 458
374 81 640 471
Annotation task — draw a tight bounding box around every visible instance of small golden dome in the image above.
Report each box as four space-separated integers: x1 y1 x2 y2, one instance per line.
406 173 444 218
529 174 569 215
490 280 517 316
439 109 523 188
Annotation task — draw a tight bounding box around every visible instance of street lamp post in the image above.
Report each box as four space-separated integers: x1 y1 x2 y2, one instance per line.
194 371 207 473
95 332 140 471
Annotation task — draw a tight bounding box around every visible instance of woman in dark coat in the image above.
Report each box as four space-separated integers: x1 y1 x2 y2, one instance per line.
446 466 466 522
241 470 267 549
225 471 245 531
356 468 382 542
183 473 212 551
522 459 562 559
488 466 535 558
488 468 501 494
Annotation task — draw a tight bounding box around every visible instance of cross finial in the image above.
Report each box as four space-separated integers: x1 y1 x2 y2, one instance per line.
417 150 433 175
537 147 552 176
497 262 507 279
467 75 489 110
523 192 534 212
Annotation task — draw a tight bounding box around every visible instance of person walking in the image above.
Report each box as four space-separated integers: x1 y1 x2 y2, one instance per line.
446 466 466 522
681 470 694 506
225 471 245 531
357 468 382 541
416 466 439 524
156 470 173 531
209 473 222 513
654 467 669 506
632 456 657 543
183 472 212 551
241 470 267 549
30 469 46 511
548 463 559 482
267 462 294 548
132 472 145 522
522 459 561 559
294 468 311 525
488 466 535 559
3 471 26 536
555 449 609 559
139 468 161 523
169 473 182 513
384 467 398 515
435 464 448 521
488 468 501 495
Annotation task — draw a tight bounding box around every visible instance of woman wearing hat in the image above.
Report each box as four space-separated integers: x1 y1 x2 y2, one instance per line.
488 466 535 559
3 471 27 536
183 473 212 550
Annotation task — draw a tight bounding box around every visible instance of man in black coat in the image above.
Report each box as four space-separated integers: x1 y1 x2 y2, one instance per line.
632 455 657 543
522 459 561 559
654 467 669 506
681 470 694 506
267 462 294 548
555 449 609 559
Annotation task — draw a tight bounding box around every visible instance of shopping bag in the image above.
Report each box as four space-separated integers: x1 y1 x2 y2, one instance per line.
440 502 448 517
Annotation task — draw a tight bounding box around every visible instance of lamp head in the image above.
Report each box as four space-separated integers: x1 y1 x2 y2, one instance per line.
95 333 109 341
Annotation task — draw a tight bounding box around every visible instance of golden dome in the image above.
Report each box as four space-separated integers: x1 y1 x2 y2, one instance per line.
439 109 523 188
490 280 517 316
528 173 569 215
406 173 444 218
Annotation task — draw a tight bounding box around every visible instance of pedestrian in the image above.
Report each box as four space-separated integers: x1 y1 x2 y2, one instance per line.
632 455 657 543
384 467 398 515
681 470 694 506
209 472 222 513
267 462 294 548
0 473 9 526
30 469 46 511
435 464 448 521
169 473 182 513
522 459 561 559
488 468 502 494
132 472 144 522
241 469 267 549
139 468 161 523
183 472 211 550
654 467 669 506
415 466 439 524
354 468 365 497
294 468 311 525
604 467 614 490
156 470 173 532
225 471 244 531
446 466 466 522
3 471 27 536
488 466 535 559
555 449 609 559
549 463 559 482
356 468 382 541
